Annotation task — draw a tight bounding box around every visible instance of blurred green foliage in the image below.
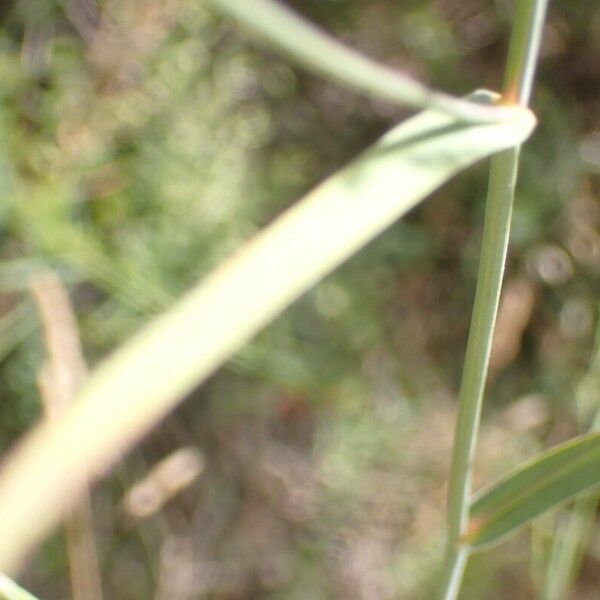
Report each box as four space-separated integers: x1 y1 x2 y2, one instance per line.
0 0 599 598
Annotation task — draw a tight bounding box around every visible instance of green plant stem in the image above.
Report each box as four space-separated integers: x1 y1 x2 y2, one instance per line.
447 145 520 540
503 0 551 106
439 1 549 598
210 0 517 123
439 545 469 600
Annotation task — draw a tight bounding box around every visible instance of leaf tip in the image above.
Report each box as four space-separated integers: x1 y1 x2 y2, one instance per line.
497 102 538 137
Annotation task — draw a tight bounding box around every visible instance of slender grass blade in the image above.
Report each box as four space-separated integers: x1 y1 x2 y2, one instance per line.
467 431 600 550
0 92 535 572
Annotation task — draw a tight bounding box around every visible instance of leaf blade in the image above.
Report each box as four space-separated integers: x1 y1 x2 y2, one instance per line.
0 574 40 600
467 431 600 550
211 0 516 123
0 93 535 572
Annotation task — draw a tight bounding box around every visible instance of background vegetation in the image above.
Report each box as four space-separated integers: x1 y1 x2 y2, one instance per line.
0 0 598 598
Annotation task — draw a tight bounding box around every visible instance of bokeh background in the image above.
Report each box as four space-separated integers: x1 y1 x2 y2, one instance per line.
0 0 599 598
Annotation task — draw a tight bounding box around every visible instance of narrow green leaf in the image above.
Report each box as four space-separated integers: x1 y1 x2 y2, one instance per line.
0 574 40 600
211 0 514 123
467 431 600 550
0 92 535 572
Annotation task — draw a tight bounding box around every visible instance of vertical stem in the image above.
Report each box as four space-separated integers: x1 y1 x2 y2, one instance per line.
503 0 550 106
438 1 549 598
446 146 520 545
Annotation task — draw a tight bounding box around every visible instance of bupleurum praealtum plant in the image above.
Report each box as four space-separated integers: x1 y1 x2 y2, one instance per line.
0 1 598 599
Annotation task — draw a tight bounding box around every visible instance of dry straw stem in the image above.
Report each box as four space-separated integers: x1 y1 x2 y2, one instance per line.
0 95 534 573
29 272 103 600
